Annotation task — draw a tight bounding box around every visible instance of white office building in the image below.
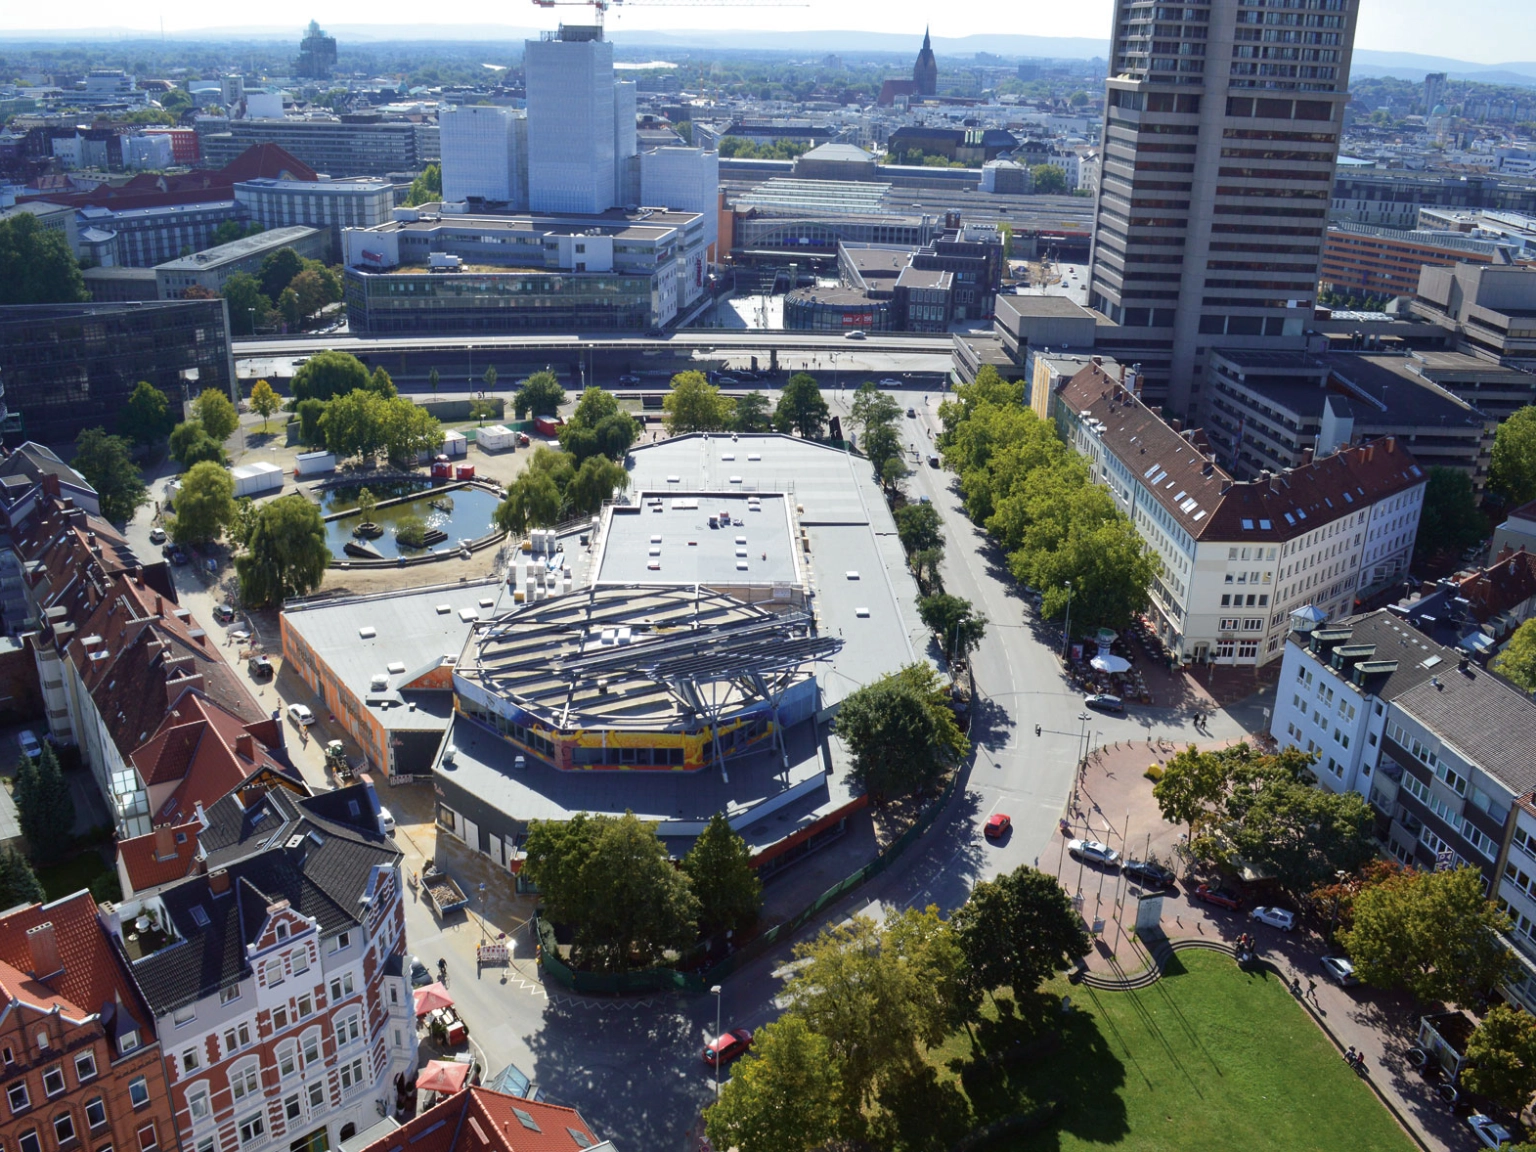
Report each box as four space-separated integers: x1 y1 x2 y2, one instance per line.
440 104 529 207
614 80 638 208
526 25 617 215
640 146 720 258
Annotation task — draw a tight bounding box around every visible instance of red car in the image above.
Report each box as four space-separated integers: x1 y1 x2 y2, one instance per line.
984 813 1012 839
1195 884 1242 911
703 1028 753 1066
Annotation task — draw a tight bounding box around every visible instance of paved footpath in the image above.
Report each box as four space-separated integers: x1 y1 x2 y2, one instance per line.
1044 741 1471 1152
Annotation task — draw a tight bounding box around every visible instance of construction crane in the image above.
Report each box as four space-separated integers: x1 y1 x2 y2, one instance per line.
532 0 806 31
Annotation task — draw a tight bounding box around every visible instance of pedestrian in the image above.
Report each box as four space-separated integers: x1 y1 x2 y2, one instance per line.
1307 978 1317 999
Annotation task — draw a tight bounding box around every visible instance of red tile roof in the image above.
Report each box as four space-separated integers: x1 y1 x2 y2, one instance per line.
0 891 149 1035
1058 361 1429 543
1458 545 1536 622
21 144 318 211
365 1088 601 1152
117 821 201 894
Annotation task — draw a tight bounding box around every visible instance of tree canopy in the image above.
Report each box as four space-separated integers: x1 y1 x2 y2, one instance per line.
321 390 443 463
836 663 968 801
1491 404 1536 507
257 246 306 302
191 388 239 444
663 371 734 434
14 743 74 866
236 494 330 608
951 865 1091 1001
849 384 903 479
72 428 147 523
291 351 372 403
169 461 237 545
0 212 87 305
120 382 176 447
704 1014 847 1152
1340 864 1515 1004
169 421 226 470
1461 1004 1536 1114
680 812 761 938
405 162 442 206
917 594 987 663
221 272 272 336
1494 617 1536 694
521 811 699 973
894 502 943 555
513 370 566 420
732 391 774 434
494 448 627 536
0 849 44 910
1030 164 1069 194
774 374 829 440
559 387 638 463
1414 466 1487 564
249 380 281 431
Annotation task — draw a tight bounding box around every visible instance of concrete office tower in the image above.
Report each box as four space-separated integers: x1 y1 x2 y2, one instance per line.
441 105 528 207
526 25 616 215
1424 71 1447 115
614 80 638 207
641 146 720 255
1086 0 1360 416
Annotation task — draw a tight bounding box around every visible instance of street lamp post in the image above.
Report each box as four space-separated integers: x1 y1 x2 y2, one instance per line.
710 984 723 1099
1061 580 1073 662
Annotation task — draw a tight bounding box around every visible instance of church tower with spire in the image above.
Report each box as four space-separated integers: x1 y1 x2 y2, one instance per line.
912 27 938 96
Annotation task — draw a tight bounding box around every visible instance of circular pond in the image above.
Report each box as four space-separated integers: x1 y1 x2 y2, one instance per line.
321 480 503 561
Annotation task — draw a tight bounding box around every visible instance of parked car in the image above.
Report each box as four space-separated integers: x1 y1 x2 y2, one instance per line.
1319 955 1358 986
148 527 166 545
1067 839 1121 868
906 407 917 417
1084 693 1124 713
618 373 641 385
716 375 739 385
168 546 189 566
1250 906 1296 931
1122 859 1175 889
1194 884 1242 911
378 807 396 836
287 703 316 727
703 1028 754 1066
843 330 867 340
213 604 237 625
879 377 901 387
247 656 274 680
15 730 41 760
928 454 941 468
984 813 1011 840
1467 1114 1513 1149
408 956 433 988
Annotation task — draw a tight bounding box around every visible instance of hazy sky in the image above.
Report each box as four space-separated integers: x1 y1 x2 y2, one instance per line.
12 0 1535 65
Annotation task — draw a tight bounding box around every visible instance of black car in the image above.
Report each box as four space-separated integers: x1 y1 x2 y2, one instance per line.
1122 859 1176 889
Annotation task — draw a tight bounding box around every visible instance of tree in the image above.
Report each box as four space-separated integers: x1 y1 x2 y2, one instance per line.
16 744 74 866
277 287 302 330
169 461 237 545
221 272 272 336
835 663 968 801
160 88 194 118
681 813 761 937
72 428 147 523
952 865 1090 1001
774 374 829 440
236 494 330 608
289 267 330 319
565 456 629 517
917 594 987 663
483 365 498 393
1414 466 1487 563
704 1014 847 1152
1461 1004 1536 1114
296 399 327 446
663 370 734 434
732 391 773 434
1153 743 1236 842
521 812 699 973
0 212 87 305
894 503 943 556
367 366 397 398
249 380 280 432
1031 164 1068 194
291 350 371 403
356 487 378 525
427 367 440 401
405 162 442 206
1226 764 1376 891
1491 405 1536 507
322 389 384 460
168 422 225 469
211 219 262 246
1341 865 1516 1004
377 397 443 464
258 246 305 302
909 546 944 594
192 388 239 444
494 471 563 537
782 908 966 1109
1494 618 1536 694
0 848 44 909
119 381 176 447
560 388 638 463
513 370 566 420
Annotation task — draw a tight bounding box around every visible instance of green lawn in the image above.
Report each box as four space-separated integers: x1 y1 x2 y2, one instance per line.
919 949 1415 1152
37 851 111 903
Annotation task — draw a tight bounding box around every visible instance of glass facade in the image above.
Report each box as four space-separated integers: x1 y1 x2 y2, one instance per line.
345 269 654 334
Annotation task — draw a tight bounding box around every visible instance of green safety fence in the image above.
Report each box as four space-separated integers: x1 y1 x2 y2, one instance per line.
533 770 962 996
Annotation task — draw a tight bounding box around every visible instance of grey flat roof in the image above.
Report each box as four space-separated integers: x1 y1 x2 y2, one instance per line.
596 492 798 586
156 225 321 272
626 435 924 706
896 266 951 290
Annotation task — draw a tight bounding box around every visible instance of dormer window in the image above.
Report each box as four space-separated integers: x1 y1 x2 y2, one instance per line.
275 923 289 942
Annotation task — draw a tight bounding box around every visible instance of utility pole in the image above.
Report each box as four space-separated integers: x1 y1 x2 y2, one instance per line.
1061 580 1073 662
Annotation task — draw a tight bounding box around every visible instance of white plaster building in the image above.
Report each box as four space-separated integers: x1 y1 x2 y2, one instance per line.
439 105 528 207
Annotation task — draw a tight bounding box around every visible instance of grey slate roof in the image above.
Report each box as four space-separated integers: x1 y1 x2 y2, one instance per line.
129 785 400 1015
1394 662 1536 796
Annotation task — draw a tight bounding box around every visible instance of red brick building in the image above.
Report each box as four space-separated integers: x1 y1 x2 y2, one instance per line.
0 892 176 1152
357 1088 606 1152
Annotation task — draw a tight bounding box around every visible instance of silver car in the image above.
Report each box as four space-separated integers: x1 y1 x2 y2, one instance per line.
1067 839 1121 868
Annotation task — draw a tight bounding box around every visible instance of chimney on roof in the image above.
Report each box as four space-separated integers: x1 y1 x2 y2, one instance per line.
40 473 60 499
1169 418 1183 432
154 824 176 862
26 922 63 979
1386 436 1397 453
1220 479 1233 495
1364 443 1375 462
234 733 255 762
154 596 163 617
1270 473 1280 493
134 566 144 587
1301 447 1314 466
209 869 230 896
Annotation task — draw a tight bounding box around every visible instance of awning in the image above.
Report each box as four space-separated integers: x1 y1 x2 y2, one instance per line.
413 983 454 1016
416 1061 470 1095
1091 654 1131 674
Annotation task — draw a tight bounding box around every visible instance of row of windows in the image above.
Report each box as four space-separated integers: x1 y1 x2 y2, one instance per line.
14 1119 156 1152
6 1053 98 1115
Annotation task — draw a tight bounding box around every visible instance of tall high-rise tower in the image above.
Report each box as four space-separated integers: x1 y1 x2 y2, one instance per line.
525 25 618 215
1086 0 1359 416
913 27 938 96
441 105 528 207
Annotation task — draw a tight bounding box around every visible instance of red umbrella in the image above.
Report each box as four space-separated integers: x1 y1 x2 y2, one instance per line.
416 1061 470 1095
413 983 454 1016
